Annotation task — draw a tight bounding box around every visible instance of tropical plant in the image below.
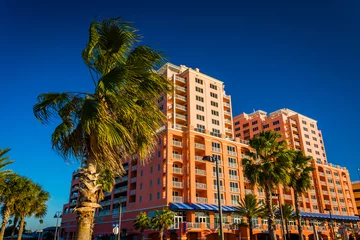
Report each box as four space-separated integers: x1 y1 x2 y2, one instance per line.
14 181 49 240
275 203 296 240
0 148 14 181
288 150 314 240
151 209 174 239
236 194 266 240
0 175 31 240
242 131 293 240
134 212 151 240
33 17 171 240
10 215 19 237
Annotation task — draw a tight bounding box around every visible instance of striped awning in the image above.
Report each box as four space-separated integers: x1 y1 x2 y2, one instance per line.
300 212 360 221
169 202 194 210
191 203 238 212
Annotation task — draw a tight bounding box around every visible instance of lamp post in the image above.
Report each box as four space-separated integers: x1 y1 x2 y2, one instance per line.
325 208 334 240
53 211 62 240
118 203 122 240
203 155 224 240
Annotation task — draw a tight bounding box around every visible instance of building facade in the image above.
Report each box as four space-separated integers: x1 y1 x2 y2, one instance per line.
352 181 360 215
60 64 359 240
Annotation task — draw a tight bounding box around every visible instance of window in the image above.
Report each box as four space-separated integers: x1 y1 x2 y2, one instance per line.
273 120 280 125
210 84 217 90
228 146 236 152
315 151 320 155
334 207 339 211
334 172 339 176
339 198 345 203
196 105 204 111
338 190 343 194
231 195 239 202
230 182 239 188
158 178 160 185
306 141 311 146
313 205 318 209
332 197 337 202
243 123 249 128
252 120 258 125
328 179 333 183
310 123 315 128
253 127 258 131
235 127 240 131
235 133 240 137
229 169 238 176
212 128 220 134
150 180 153 187
158 96 164 103
150 194 152 201
326 170 331 174
336 181 341 185
316 159 321 164
196 96 204 102
305 134 309 138
140 183 143 189
195 78 203 84
211 110 219 116
228 157 236 164
197 124 205 130
158 164 160 171
195 87 203 93
158 151 161 158
141 170 143 176
274 127 280 131
302 120 307 125
197 114 205 121
150 167 153 173
313 137 317 141
307 149 312 153
214 193 224 199
159 105 164 111
213 179 223 186
210 92 218 98
263 124 269 129
311 195 316 199
157 192 160 199
311 130 316 134
234 121 240 126
211 101 218 107
212 119 220 125
342 208 346 212
303 127 308 132
139 196 142 203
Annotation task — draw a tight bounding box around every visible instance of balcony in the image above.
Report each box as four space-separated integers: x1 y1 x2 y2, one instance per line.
225 119 232 124
100 200 111 206
173 153 183 160
319 172 325 176
115 186 127 193
195 155 203 161
195 143 205 149
224 94 230 99
195 169 206 176
176 114 187 121
229 175 239 180
196 197 208 204
245 189 253 194
194 128 205 133
214 199 225 205
324 200 330 204
224 111 231 116
173 196 183 203
196 183 207 189
130 189 136 195
173 181 183 188
175 76 186 83
131 165 137 171
131 177 137 183
320 181 326 185
212 147 221 153
230 187 240 193
175 105 187 111
310 189 316 194
172 124 186 131
322 190 329 195
173 167 183 174
213 185 224 191
283 194 292 200
344 185 349 190
172 141 183 147
175 85 186 92
228 162 238 168
212 172 224 178
175 95 186 102
227 151 237 156
311 198 317 203
225 129 232 134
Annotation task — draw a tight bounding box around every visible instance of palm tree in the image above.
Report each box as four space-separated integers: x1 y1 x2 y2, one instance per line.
151 209 174 239
276 204 296 240
0 148 14 181
288 150 314 240
236 194 266 240
14 181 49 240
33 17 171 240
10 215 19 237
0 175 31 240
242 131 293 240
134 212 151 240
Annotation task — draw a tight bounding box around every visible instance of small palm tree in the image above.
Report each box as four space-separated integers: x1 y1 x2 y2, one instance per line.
242 131 293 240
276 204 296 240
0 148 14 181
134 212 151 240
14 182 49 240
151 209 174 239
236 194 266 240
288 150 314 240
33 17 171 240
0 175 31 240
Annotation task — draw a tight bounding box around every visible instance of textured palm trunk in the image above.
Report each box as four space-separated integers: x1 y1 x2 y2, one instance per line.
159 228 164 240
75 153 101 240
16 216 25 240
0 207 11 240
249 220 253 240
294 192 303 240
285 219 290 240
265 187 277 240
11 215 19 237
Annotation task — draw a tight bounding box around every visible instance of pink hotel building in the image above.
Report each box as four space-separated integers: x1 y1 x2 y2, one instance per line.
60 63 359 240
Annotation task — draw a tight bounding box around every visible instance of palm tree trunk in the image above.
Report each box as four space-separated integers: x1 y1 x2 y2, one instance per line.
11 215 19 237
265 187 277 240
294 192 303 240
285 219 290 240
16 216 25 240
249 220 253 240
0 207 11 240
75 153 101 240
160 228 164 240
142 230 145 240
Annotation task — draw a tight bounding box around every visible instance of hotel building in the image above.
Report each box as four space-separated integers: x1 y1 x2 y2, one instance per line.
60 64 359 240
352 181 360 214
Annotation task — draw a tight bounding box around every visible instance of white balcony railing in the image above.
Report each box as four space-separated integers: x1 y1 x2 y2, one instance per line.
172 141 183 147
213 185 224 191
173 153 183 160
212 147 221 153
227 151 237 156
195 143 205 149
228 163 238 168
176 114 187 120
173 181 183 188
175 76 186 83
230 187 240 193
196 183 207 189
173 196 183 203
173 167 183 174
195 169 206 175
196 197 208 204
229 175 239 180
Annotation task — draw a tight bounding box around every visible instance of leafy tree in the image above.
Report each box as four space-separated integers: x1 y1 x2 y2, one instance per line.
134 212 151 240
242 131 293 240
288 150 314 240
236 194 266 240
33 17 171 240
14 181 49 240
276 204 296 240
0 175 31 240
151 209 174 239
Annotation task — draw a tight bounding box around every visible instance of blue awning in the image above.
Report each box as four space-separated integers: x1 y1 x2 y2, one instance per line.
191 203 238 212
169 202 194 210
300 212 360 221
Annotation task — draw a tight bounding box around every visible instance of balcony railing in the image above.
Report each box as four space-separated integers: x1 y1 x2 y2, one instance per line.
175 85 186 92
230 187 240 193
195 155 203 161
225 119 232 124
214 199 225 205
172 141 182 147
196 183 207 189
175 76 186 83
196 197 208 204
320 181 326 185
224 111 231 116
130 189 136 195
175 95 186 101
213 185 224 191
229 175 239 180
173 167 183 174
131 177 137 183
212 172 224 178
173 153 183 160
227 151 237 156
173 196 183 203
212 147 221 153
176 114 187 120
173 181 183 188
283 194 292 200
195 143 205 149
228 162 238 168
195 169 206 175
245 189 253 194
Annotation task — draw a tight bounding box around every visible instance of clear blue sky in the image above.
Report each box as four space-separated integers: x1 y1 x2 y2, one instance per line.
1 0 359 231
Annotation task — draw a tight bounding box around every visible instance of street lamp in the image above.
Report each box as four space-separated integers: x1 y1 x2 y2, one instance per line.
325 208 334 240
273 193 286 240
202 155 224 240
53 211 62 240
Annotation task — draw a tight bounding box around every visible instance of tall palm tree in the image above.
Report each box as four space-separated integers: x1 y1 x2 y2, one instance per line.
134 212 151 240
0 148 14 181
33 17 171 240
10 215 19 237
0 175 31 240
276 204 296 240
151 209 174 239
236 194 266 240
242 131 293 240
14 182 49 240
288 150 314 240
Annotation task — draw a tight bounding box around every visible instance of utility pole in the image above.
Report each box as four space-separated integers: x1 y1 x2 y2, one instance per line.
118 203 122 240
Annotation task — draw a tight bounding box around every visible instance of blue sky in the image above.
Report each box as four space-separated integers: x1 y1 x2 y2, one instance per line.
1 0 359 230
